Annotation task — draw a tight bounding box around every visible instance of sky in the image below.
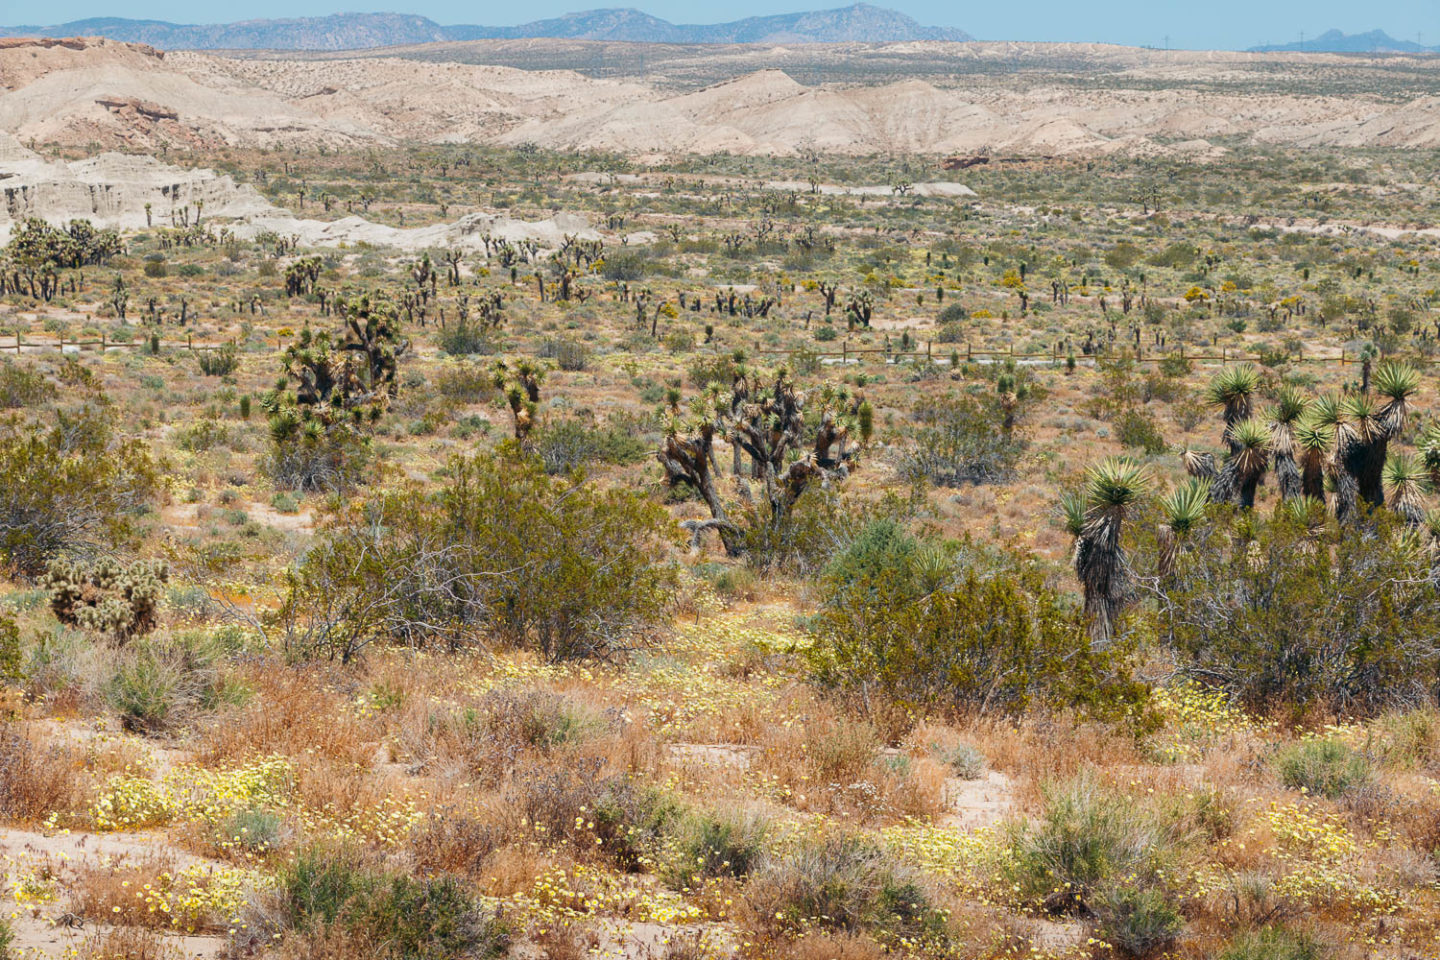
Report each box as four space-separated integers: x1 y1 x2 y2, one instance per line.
17 0 1440 50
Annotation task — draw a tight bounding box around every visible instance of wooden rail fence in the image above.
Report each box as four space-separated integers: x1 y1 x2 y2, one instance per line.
4 333 235 355
751 340 1375 366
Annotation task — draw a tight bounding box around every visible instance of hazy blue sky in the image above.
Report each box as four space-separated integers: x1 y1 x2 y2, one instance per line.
22 0 1440 50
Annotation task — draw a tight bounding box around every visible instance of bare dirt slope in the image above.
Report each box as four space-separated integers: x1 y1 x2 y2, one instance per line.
1 36 1439 157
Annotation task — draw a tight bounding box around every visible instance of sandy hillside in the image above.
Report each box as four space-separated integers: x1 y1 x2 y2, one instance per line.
0 36 1439 156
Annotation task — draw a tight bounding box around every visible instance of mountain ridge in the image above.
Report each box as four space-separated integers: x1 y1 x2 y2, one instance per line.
0 5 973 51
1249 29 1437 54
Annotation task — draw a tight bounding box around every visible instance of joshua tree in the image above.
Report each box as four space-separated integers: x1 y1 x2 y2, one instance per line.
1267 386 1308 501
657 369 859 556
1210 418 1271 508
1205 364 1260 452
1332 362 1418 520
1157 477 1211 578
1181 448 1217 481
1384 453 1428 527
492 360 545 442
1294 417 1334 504
996 371 1031 437
1069 457 1148 643
340 297 410 398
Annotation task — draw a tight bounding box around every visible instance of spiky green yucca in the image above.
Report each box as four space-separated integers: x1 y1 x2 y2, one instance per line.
1160 479 1212 537
1211 418 1271 508
1073 458 1148 642
1384 452 1428 526
1421 423 1440 486
1181 448 1217 481
1060 491 1087 537
1294 418 1335 454
1157 478 1211 578
1282 494 1326 527
1372 361 1420 402
1206 364 1260 417
1267 388 1309 502
1294 417 1334 502
1307 393 1343 429
1085 458 1149 510
1269 386 1309 426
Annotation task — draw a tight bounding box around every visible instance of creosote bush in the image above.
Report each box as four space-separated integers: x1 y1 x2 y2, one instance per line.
0 407 159 576
268 450 674 662
808 526 1143 724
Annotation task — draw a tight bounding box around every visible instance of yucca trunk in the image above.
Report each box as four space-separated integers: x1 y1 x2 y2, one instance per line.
1299 449 1326 503
1270 426 1302 501
1157 524 1178 579
1075 509 1125 644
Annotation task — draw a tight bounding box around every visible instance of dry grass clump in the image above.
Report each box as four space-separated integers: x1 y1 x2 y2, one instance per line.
753 715 945 822
0 722 94 822
397 688 610 784
77 926 178 960
72 855 176 929
194 663 377 767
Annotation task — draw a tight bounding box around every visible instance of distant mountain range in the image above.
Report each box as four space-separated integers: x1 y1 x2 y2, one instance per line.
1249 29 1437 54
0 5 973 51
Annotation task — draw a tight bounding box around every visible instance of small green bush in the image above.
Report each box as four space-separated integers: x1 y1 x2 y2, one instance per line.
197 343 240 376
1274 740 1374 800
746 834 943 941
935 742 985 780
1092 884 1184 956
659 808 769 890
0 360 55 409
0 613 22 685
1115 407 1168 454
1005 776 1184 915
1217 926 1331 960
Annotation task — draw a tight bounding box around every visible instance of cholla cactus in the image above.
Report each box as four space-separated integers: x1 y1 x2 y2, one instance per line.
43 558 168 642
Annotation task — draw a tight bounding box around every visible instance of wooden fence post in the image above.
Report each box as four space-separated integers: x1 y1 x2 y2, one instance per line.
100 333 106 352
187 333 193 351
842 340 847 364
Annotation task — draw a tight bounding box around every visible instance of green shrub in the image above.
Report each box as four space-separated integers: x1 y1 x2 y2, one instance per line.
103 636 217 732
273 452 675 662
659 808 769 890
1158 513 1440 714
0 361 55 409
1274 740 1374 800
197 343 240 376
435 362 494 402
0 409 160 576
530 418 650 475
1115 407 1168 454
935 742 985 780
1005 776 1183 915
895 393 1023 486
0 914 12 958
0 613 21 685
809 560 1142 720
348 874 506 960
1217 927 1331 960
1092 884 1184 956
745 835 943 942
280 846 369 929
